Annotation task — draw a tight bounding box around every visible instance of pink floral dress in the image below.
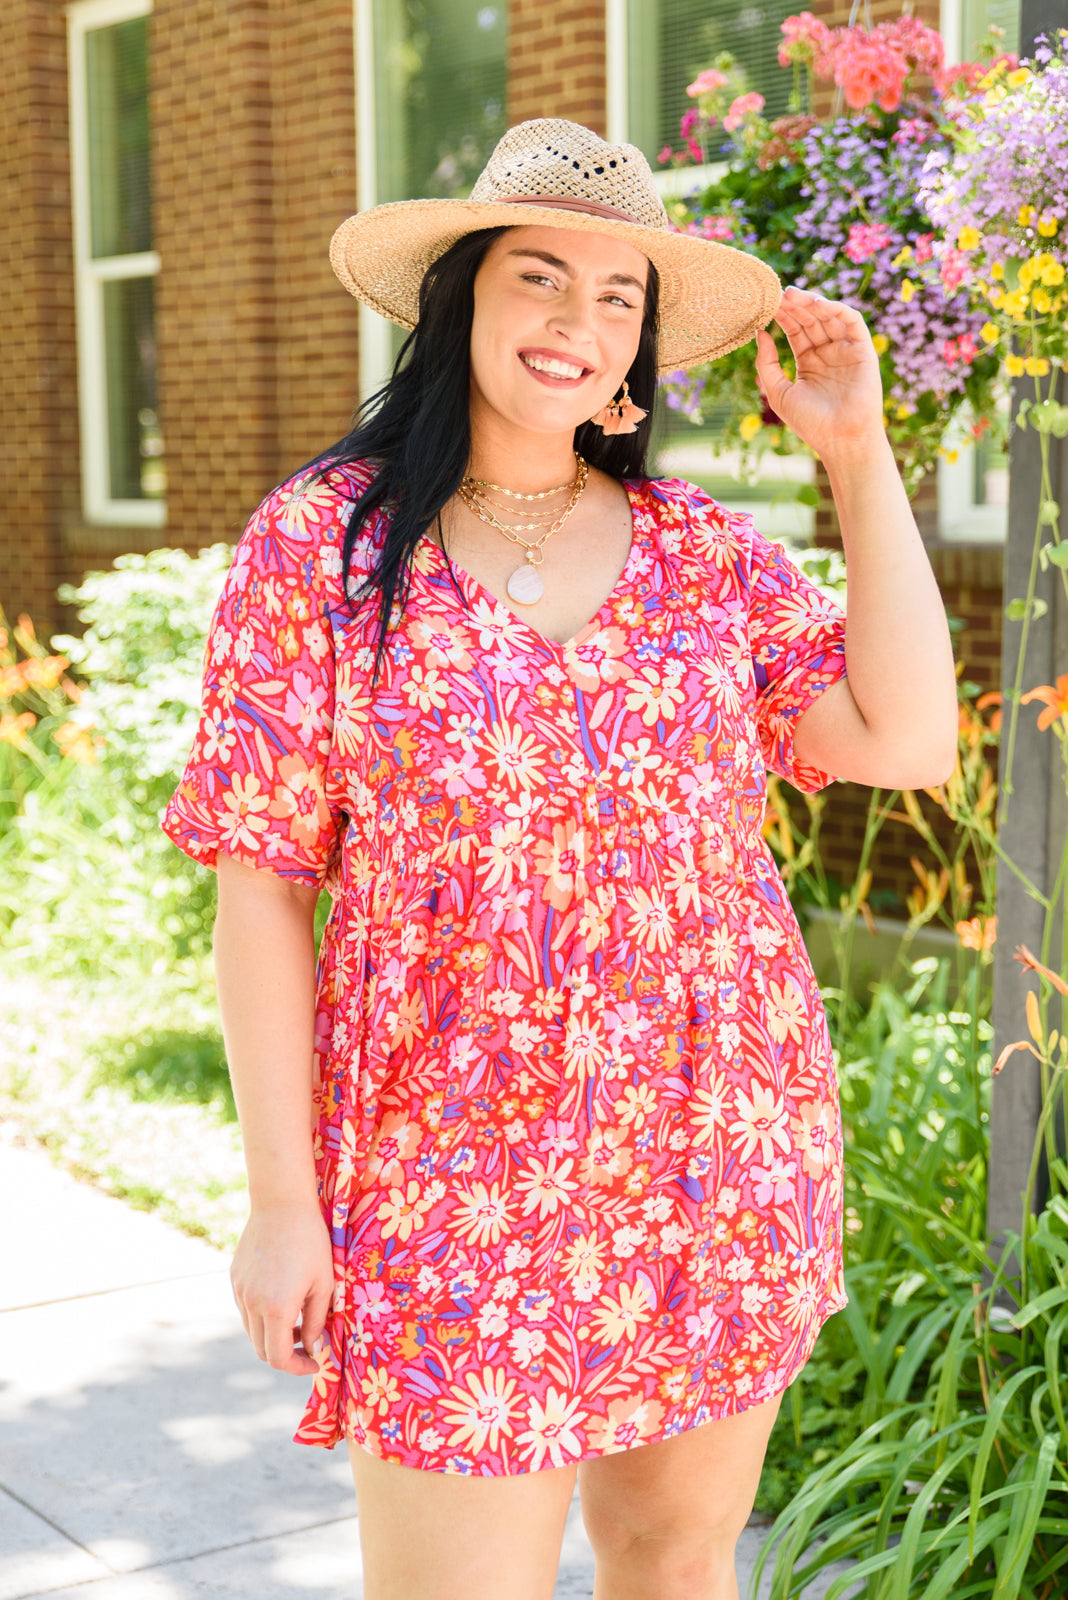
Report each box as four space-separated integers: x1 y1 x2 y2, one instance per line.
163 459 850 1476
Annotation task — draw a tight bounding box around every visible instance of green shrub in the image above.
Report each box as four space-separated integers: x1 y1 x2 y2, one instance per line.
0 547 231 972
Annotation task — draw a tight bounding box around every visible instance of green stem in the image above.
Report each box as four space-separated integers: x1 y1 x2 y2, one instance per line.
836 787 894 1033
1004 363 1061 812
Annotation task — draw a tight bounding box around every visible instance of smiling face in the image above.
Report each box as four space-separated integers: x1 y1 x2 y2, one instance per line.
467 224 650 442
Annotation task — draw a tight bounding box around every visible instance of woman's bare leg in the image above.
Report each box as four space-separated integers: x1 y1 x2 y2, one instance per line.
577 1390 784 1600
347 1439 577 1600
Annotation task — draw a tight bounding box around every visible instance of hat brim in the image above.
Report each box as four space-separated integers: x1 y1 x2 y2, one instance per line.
329 198 782 375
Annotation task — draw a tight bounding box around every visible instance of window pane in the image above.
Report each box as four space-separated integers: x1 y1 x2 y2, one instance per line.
961 0 1019 58
628 0 800 165
102 275 165 501
86 16 152 258
373 0 508 203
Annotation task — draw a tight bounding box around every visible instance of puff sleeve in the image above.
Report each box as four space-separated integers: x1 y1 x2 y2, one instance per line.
161 476 349 886
744 516 848 794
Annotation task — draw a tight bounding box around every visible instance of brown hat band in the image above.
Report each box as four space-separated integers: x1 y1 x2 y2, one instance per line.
492 194 641 226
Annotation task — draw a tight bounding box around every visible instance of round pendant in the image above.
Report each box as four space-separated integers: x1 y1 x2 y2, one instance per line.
506 564 544 606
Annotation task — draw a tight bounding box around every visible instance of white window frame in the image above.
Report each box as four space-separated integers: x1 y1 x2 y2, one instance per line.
68 0 164 528
606 0 814 539
353 0 396 407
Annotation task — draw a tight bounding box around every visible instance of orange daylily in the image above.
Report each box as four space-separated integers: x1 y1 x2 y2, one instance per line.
956 915 997 952
1021 674 1068 730
1014 944 1068 997
0 711 36 747
975 690 1002 734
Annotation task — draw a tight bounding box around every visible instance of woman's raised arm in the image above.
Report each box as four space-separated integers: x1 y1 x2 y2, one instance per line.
214 851 333 1377
755 285 959 790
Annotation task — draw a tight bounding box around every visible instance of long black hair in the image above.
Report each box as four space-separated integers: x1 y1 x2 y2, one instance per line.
307 225 661 685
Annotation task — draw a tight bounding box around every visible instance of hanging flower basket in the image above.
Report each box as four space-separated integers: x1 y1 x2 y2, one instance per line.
656 12 1023 494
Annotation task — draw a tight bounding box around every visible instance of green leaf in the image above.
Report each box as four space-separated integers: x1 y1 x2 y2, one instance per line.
1006 596 1049 622
794 484 820 507
1011 1282 1068 1327
1044 538 1068 565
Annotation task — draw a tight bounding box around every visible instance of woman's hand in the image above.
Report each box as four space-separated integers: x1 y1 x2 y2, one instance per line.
754 284 885 461
230 1201 335 1376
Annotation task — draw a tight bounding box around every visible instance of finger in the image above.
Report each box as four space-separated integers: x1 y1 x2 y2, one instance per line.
298 1280 334 1359
247 1309 269 1364
230 1274 253 1342
260 1310 306 1372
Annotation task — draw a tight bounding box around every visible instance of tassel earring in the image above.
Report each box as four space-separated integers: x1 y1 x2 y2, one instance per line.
589 378 648 436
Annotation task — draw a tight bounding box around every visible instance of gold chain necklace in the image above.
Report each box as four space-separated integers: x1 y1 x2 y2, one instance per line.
457 455 588 606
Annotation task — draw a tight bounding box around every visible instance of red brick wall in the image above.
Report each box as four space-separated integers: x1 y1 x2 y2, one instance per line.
508 0 606 132
0 0 360 638
269 0 362 473
152 0 359 554
0 1 81 633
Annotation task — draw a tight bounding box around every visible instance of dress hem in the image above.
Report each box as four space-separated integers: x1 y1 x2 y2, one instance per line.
293 1285 851 1475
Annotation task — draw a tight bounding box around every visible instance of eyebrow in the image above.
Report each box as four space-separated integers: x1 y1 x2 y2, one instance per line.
505 248 646 293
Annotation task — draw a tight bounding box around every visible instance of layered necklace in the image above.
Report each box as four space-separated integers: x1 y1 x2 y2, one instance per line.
457 453 588 606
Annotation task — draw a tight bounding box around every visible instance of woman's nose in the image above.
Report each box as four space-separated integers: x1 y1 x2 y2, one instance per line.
546 289 598 347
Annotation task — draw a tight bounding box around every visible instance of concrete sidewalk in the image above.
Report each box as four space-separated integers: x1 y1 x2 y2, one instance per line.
0 1141 858 1599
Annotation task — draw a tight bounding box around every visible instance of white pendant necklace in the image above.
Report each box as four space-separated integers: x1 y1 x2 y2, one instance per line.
457 455 589 607
506 558 545 606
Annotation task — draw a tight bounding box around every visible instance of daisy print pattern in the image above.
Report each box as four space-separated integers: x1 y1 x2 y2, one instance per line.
164 462 851 1475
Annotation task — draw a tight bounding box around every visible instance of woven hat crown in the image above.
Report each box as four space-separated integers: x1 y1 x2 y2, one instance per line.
469 119 671 231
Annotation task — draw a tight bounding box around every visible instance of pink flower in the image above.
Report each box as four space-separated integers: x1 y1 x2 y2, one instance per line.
686 216 734 241
843 221 894 262
832 32 908 111
941 338 959 366
914 232 935 264
680 108 699 137
657 145 674 165
957 332 978 364
892 116 936 145
686 68 728 97
879 15 944 78
939 248 970 293
723 92 765 133
685 137 703 163
778 12 837 73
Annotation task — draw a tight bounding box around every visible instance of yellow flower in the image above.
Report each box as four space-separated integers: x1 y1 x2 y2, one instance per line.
987 288 1005 308
1038 256 1065 286
939 446 959 463
900 278 915 303
990 261 1004 280
1006 67 1032 88
738 412 762 442
895 403 912 419
1024 356 1051 376
871 332 889 355
1018 258 1038 288
980 322 1000 344
1033 287 1053 314
1018 204 1037 228
1002 289 1030 318
890 245 912 269
957 225 981 251
1005 353 1025 376
1037 213 1059 237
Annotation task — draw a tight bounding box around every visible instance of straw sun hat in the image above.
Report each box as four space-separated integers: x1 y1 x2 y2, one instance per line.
329 118 782 374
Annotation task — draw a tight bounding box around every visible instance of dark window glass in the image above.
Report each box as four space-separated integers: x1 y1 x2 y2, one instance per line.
86 15 152 259
102 275 164 501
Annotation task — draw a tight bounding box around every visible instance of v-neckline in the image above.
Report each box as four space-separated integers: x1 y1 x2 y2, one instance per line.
416 478 644 654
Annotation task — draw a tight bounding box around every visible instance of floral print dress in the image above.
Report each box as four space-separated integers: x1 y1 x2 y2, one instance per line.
163 459 851 1476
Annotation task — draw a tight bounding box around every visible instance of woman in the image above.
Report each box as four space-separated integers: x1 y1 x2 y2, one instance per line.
164 119 957 1600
